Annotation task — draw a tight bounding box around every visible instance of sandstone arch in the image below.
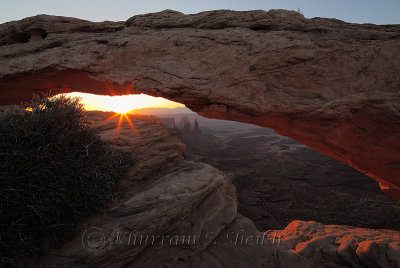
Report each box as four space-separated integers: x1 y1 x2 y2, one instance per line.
0 10 399 199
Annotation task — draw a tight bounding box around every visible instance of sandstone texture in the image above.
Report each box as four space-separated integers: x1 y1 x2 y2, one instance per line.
34 112 312 267
0 10 399 199
266 220 400 268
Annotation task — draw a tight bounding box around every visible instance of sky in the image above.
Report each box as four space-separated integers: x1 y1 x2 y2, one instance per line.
1 0 399 113
1 0 399 25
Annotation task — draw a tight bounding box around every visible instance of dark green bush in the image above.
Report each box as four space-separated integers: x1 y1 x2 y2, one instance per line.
0 95 132 267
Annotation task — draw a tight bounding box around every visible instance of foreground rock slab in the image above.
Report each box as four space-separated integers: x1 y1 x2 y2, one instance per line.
0 10 399 199
266 220 400 268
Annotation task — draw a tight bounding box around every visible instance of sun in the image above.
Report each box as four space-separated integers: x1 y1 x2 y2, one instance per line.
105 111 137 143
109 96 136 114
111 104 133 114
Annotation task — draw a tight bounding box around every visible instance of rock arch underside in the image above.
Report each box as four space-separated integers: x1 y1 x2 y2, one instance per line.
1 9 400 267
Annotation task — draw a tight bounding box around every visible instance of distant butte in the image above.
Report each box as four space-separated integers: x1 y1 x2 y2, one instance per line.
0 10 399 199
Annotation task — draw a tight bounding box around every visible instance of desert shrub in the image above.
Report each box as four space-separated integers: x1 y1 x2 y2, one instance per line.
0 95 132 267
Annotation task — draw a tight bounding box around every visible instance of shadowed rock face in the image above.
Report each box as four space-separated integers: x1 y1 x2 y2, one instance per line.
0 10 399 199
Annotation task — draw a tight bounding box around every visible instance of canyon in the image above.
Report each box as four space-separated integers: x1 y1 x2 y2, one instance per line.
165 114 400 231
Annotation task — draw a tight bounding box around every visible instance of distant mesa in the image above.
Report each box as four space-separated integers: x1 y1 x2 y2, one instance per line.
130 107 194 115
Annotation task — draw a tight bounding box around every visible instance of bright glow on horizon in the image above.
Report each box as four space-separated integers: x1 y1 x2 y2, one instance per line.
65 92 185 113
